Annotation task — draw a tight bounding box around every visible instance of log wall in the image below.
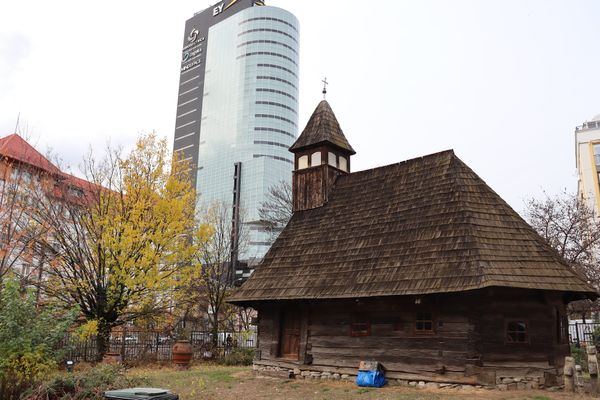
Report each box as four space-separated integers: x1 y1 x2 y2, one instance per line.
475 288 568 384
254 288 570 384
292 162 346 211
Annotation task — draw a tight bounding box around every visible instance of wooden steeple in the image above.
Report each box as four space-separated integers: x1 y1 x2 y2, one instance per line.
289 100 355 211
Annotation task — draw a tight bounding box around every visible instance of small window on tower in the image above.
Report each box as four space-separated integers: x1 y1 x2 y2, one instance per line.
298 155 308 169
311 152 321 166
328 152 337 167
339 156 348 172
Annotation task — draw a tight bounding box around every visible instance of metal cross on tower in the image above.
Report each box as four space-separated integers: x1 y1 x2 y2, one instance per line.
322 77 328 100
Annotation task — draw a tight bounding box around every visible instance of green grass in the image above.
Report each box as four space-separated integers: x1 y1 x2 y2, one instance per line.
124 365 595 400
202 368 235 383
132 365 240 384
128 365 246 398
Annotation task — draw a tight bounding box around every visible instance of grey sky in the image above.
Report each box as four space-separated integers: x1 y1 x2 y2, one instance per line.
1 0 599 213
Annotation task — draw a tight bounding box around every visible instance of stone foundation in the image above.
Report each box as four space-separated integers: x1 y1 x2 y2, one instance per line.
252 364 564 392
493 375 554 391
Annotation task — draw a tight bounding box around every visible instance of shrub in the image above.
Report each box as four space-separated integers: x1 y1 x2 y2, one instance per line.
25 364 149 400
0 279 78 400
593 326 600 350
570 343 588 372
223 348 254 366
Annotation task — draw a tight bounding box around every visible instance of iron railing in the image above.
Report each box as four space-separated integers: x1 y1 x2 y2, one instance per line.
569 322 600 347
62 329 257 363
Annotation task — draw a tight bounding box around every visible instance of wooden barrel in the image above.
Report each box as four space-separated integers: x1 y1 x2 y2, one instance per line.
103 352 122 364
172 340 193 368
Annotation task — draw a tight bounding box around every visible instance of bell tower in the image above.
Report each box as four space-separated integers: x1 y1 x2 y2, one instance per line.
289 100 355 211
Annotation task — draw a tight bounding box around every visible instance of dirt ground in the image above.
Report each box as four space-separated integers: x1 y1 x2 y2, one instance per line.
127 365 596 400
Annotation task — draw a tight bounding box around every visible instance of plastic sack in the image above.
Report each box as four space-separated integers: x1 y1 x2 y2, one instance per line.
355 370 385 388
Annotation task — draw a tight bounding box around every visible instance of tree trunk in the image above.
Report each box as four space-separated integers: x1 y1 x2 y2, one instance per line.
35 252 45 306
96 320 112 361
211 311 219 347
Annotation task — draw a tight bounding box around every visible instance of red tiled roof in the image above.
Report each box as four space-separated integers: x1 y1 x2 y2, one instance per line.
0 133 62 175
56 174 95 205
63 172 95 191
1 133 99 204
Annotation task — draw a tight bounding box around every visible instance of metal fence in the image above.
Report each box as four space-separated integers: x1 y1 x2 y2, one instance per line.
569 321 600 346
62 329 257 363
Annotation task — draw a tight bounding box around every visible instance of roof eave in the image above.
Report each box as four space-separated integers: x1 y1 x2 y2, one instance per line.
228 284 599 305
289 139 356 155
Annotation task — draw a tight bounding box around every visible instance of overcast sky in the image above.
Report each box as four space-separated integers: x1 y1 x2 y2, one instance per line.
1 0 599 214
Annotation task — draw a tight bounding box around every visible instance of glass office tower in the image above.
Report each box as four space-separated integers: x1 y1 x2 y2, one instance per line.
173 1 299 269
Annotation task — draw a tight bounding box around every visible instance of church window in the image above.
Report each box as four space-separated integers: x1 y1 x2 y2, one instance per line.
328 152 337 167
339 156 348 172
311 151 321 166
350 318 371 337
298 155 308 169
415 312 434 333
505 320 528 343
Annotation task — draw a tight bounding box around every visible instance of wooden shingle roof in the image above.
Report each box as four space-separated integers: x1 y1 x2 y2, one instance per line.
289 100 355 154
230 150 596 303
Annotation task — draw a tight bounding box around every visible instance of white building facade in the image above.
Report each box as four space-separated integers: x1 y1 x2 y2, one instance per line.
575 114 600 217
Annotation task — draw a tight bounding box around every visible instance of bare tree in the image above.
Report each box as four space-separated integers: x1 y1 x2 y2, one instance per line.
235 306 255 332
0 155 46 286
258 180 293 244
193 202 248 346
525 190 600 317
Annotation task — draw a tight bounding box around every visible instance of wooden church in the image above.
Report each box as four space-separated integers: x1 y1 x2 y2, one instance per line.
229 100 597 386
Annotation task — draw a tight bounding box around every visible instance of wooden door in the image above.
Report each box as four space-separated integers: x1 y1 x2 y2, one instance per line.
280 310 301 360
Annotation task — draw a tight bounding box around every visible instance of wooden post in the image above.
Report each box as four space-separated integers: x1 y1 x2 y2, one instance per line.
121 328 126 363
564 356 575 392
575 364 584 391
83 338 88 362
270 308 281 358
156 332 159 356
587 344 599 394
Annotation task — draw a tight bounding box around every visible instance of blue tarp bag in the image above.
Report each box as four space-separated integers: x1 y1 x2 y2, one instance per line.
355 370 385 388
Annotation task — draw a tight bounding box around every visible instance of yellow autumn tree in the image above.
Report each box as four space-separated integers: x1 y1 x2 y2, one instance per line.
31 133 198 358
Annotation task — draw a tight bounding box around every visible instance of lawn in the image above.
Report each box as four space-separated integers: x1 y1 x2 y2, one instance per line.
127 365 595 400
